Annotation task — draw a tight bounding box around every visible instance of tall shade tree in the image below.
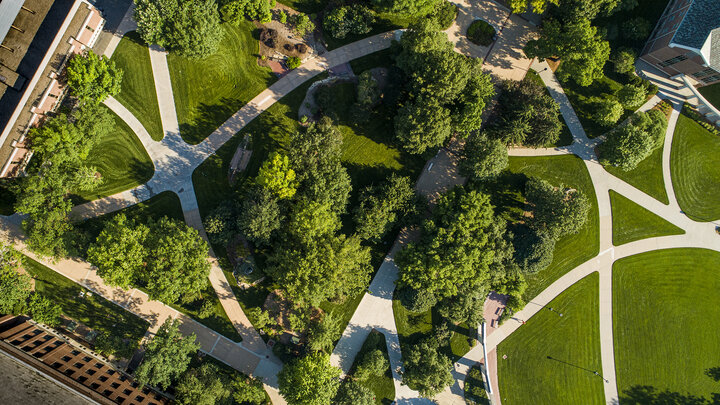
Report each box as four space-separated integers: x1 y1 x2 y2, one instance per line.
396 187 501 298
395 96 452 154
323 5 374 39
65 50 122 105
87 214 149 289
175 363 229 405
599 110 667 170
553 0 620 21
402 340 453 397
334 380 375 405
256 153 298 199
232 376 268 404
525 177 590 240
523 18 610 86
134 0 223 58
354 174 415 241
0 246 31 314
135 318 200 389
508 0 558 13
27 294 62 326
460 133 509 180
373 0 440 17
237 188 282 245
278 353 341 405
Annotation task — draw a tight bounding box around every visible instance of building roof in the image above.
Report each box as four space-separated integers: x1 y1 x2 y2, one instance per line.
672 0 720 50
708 28 720 71
0 0 25 46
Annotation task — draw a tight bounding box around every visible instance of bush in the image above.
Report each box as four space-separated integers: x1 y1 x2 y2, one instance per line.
612 49 636 75
286 56 302 70
466 20 495 46
617 84 647 109
293 13 315 37
279 9 287 24
682 104 720 136
433 1 458 30
622 17 651 41
355 349 389 380
590 97 624 126
323 5 374 39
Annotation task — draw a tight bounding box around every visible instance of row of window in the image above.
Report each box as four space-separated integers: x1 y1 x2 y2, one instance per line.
657 56 720 83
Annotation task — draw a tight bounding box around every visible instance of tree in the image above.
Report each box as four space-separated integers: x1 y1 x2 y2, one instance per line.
460 133 508 180
278 353 341 405
292 13 315 37
525 177 590 240
256 153 298 199
28 294 62 326
354 174 414 241
373 0 440 17
553 0 620 21
286 56 302 70
513 228 556 274
613 49 637 74
355 349 389 381
488 79 562 146
287 199 340 245
617 84 647 109
134 0 223 58
65 51 122 105
221 0 273 23
402 340 453 397
307 312 343 353
590 97 624 126
508 0 558 13
396 187 499 298
0 247 31 314
87 214 149 289
135 317 200 389
524 19 610 86
598 110 667 170
232 375 268 404
395 96 452 154
175 363 229 405
94 332 137 359
436 284 486 326
237 188 281 245
323 5 374 39
353 71 381 123
334 379 374 405
397 286 437 313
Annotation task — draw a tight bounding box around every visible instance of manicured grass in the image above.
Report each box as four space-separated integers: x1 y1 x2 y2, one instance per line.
609 190 683 246
524 70 573 147
487 155 599 301
22 255 149 346
392 297 432 348
497 273 604 405
603 146 668 204
72 105 154 204
347 330 395 405
167 22 276 145
111 31 164 141
613 249 720 402
670 113 720 221
449 321 476 362
698 82 720 110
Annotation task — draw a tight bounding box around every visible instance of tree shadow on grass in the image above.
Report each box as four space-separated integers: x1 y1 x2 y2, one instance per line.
620 385 719 405
179 97 243 145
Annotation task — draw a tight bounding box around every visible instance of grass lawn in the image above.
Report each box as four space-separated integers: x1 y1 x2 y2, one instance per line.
613 249 720 402
111 31 164 141
609 190 683 246
486 155 599 301
497 273 604 405
392 296 432 348
168 22 276 145
347 330 395 405
71 105 154 204
525 70 574 147
74 191 242 341
604 145 668 204
698 82 720 110
670 113 720 222
22 255 149 346
465 365 490 405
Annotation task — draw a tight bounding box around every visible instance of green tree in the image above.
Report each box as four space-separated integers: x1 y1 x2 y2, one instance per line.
134 0 223 58
175 363 229 405
334 379 374 405
237 188 281 245
287 199 340 245
621 17 651 41
278 353 341 405
397 286 437 312
525 177 590 240
353 70 381 123
513 228 555 274
233 375 268 404
66 50 122 105
402 340 453 397
617 84 647 109
524 18 610 86
355 349 389 381
307 312 343 353
590 97 624 126
292 13 315 37
87 214 149 289
553 0 620 21
508 0 558 13
94 332 137 359
598 110 667 170
396 187 499 298
286 56 302 70
460 133 509 180
221 0 273 23
0 247 31 314
374 0 440 18
257 153 298 199
323 5 374 39
354 174 415 241
395 96 452 154
436 284 486 326
135 317 200 389
28 294 62 326
613 49 637 74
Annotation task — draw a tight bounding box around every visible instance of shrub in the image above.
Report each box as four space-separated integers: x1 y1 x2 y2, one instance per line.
617 84 647 109
279 9 287 24
682 104 720 136
466 20 495 46
293 13 315 37
621 17 651 41
286 56 302 70
612 49 636 74
323 5 374 39
590 97 624 126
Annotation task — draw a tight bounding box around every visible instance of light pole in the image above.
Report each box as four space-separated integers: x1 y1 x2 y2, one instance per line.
547 306 563 317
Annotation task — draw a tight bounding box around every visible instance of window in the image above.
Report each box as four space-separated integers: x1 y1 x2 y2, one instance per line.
702 74 720 83
658 54 688 67
693 68 717 78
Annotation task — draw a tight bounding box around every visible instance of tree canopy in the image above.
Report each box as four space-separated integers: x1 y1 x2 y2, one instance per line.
175 363 229 405
256 153 298 200
402 340 453 397
135 317 200 389
599 110 667 170
0 246 31 315
525 177 590 240
278 353 341 405
354 174 415 241
65 50 122 105
324 5 374 39
460 133 508 181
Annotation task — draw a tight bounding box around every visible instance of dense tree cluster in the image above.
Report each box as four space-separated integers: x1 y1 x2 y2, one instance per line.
402 339 453 397
65 50 122 105
87 214 211 304
599 110 667 170
459 133 508 181
278 353 341 405
134 0 223 58
323 5 374 39
220 0 274 24
487 79 562 147
393 22 494 154
135 318 200 389
0 246 31 315
354 174 415 242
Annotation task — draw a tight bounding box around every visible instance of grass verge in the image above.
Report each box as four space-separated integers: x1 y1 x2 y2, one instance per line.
613 249 720 403
497 273 604 405
603 145 668 205
609 190 683 246
111 31 164 141
670 113 720 221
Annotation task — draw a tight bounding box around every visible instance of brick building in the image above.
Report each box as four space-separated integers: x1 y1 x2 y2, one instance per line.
640 0 720 87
